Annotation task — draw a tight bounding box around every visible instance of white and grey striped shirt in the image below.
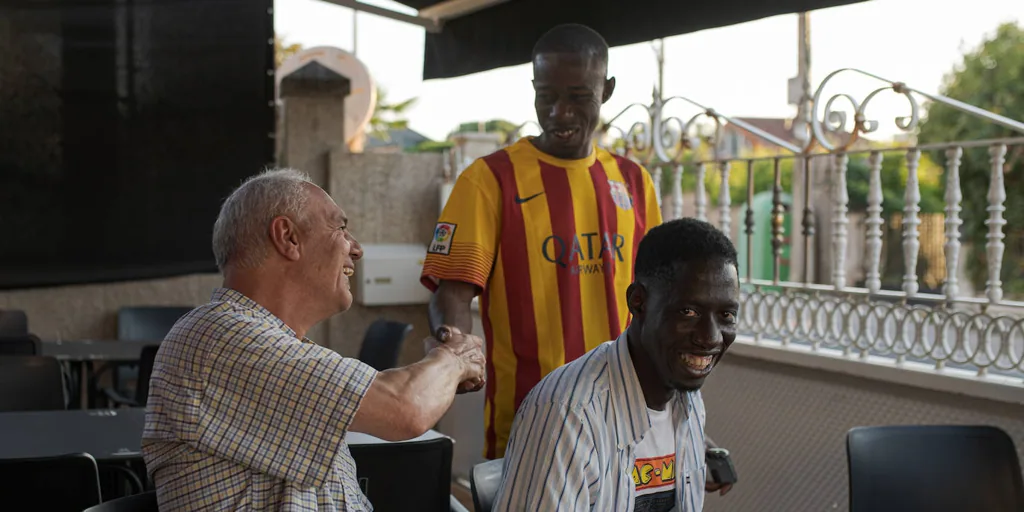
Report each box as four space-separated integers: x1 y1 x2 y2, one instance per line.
493 332 707 511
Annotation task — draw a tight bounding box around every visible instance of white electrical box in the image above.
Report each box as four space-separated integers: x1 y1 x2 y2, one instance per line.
354 244 432 307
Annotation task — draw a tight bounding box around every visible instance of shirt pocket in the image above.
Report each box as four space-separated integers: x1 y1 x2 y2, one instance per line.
680 464 707 510
682 463 706 487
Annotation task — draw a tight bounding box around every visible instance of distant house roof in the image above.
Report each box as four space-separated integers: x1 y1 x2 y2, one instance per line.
732 117 802 146
724 117 870 152
365 127 431 151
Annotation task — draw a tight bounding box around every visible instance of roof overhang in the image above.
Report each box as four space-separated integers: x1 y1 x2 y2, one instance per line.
318 0 871 79
318 0 510 33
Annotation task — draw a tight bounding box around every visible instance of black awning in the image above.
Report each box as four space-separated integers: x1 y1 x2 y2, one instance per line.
396 0 868 79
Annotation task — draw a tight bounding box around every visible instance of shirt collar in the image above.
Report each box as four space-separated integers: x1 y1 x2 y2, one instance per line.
211 287 315 344
608 331 692 448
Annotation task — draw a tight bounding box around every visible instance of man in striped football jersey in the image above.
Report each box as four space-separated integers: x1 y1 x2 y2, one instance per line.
421 23 662 459
493 218 740 511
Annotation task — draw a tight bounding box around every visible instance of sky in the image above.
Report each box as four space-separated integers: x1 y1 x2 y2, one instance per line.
274 0 1024 142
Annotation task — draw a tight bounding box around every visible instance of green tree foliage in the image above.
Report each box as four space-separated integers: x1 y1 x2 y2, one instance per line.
917 22 1024 295
274 36 303 69
845 151 944 214
370 86 417 142
410 140 454 153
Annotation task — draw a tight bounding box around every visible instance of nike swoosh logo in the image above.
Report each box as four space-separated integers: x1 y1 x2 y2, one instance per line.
515 192 545 204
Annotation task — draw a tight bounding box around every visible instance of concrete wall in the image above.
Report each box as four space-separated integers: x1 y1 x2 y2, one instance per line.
0 274 221 341
324 150 445 364
701 354 1024 512
277 96 345 187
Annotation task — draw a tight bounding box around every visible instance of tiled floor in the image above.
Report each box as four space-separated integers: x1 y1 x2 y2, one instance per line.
452 479 474 510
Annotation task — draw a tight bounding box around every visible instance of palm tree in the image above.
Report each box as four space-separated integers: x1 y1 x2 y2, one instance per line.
274 36 303 68
370 86 418 141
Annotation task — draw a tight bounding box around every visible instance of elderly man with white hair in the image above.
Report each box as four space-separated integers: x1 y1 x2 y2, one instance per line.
142 169 485 511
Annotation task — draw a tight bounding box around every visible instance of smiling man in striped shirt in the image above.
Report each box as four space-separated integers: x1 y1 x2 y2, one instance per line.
493 218 740 511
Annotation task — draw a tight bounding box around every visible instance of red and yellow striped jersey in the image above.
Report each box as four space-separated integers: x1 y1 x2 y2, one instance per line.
421 138 662 458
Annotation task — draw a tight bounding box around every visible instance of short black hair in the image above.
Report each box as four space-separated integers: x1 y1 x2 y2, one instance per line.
532 23 609 66
635 218 738 284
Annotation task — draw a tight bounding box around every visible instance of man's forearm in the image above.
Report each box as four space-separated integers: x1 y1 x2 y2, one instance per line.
403 347 466 428
361 348 465 440
429 281 476 334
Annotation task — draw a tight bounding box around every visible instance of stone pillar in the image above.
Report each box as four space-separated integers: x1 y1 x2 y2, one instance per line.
277 61 351 191
276 61 350 345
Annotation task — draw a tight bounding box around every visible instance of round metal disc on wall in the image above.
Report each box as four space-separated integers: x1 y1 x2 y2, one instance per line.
276 46 376 146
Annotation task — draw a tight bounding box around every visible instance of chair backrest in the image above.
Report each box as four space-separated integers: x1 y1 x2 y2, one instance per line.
134 345 160 405
117 306 193 342
0 453 102 511
471 458 505 512
0 355 65 411
0 334 41 355
0 309 28 336
847 425 1024 512
83 491 158 512
349 437 453 512
357 319 413 371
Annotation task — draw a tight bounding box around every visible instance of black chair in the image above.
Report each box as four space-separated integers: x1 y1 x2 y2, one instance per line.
847 425 1024 512
0 333 41 355
349 436 460 512
2 335 73 407
0 453 102 511
470 458 504 512
0 309 28 336
96 306 191 406
117 306 193 342
0 355 65 411
104 344 159 408
83 491 157 512
357 319 413 371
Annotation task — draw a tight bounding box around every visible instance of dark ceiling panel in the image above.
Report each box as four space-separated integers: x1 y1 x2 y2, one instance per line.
393 0 440 9
401 0 869 79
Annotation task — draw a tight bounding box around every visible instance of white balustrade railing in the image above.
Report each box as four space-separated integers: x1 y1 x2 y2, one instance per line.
986 144 1008 304
902 148 922 297
865 151 884 294
831 153 849 290
507 68 1024 381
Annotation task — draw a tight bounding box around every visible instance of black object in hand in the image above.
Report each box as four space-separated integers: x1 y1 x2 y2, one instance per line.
706 448 738 485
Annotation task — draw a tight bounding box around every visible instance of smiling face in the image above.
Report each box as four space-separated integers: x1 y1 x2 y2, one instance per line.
629 259 740 392
299 184 363 314
531 52 615 160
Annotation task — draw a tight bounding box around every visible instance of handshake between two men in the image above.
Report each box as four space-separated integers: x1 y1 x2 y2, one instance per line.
429 325 487 394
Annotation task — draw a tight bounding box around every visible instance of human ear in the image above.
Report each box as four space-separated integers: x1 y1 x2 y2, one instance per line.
268 216 302 262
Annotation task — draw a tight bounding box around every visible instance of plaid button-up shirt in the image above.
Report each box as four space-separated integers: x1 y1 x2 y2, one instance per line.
143 287 378 511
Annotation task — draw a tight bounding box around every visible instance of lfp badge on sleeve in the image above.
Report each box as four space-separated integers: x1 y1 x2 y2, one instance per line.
428 222 457 255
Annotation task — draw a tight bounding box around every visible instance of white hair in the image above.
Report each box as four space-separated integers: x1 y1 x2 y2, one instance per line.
212 168 314 271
